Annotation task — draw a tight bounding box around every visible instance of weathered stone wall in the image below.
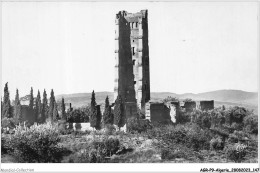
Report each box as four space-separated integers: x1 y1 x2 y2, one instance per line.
184 101 196 112
200 100 214 111
147 102 171 124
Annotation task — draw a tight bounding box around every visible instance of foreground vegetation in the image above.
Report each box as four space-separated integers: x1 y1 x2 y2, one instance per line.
1 104 258 163
1 82 258 163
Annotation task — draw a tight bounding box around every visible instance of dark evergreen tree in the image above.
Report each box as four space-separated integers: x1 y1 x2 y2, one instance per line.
90 90 97 130
96 105 102 130
35 90 41 123
52 100 59 122
29 87 34 111
29 87 35 123
48 89 55 122
14 89 22 124
103 96 113 126
1 97 3 118
61 97 66 120
113 95 125 130
41 89 48 123
2 82 12 118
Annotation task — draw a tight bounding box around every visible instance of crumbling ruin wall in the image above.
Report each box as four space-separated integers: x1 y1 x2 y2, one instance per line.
200 100 214 111
184 101 196 112
145 102 171 124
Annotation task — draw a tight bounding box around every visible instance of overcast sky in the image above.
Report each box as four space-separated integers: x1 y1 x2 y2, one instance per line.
2 2 259 99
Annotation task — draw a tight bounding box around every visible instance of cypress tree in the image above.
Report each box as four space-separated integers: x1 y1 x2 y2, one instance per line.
41 89 48 123
61 97 66 120
96 105 102 130
114 95 125 130
103 96 113 126
1 97 3 118
29 87 34 111
35 90 41 123
48 89 55 122
2 82 12 118
52 100 59 122
90 90 97 130
29 87 35 123
14 89 22 124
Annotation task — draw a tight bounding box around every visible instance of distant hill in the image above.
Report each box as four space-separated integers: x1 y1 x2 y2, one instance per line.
55 89 258 112
150 90 258 105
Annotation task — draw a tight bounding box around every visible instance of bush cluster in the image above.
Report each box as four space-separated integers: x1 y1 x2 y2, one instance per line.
243 114 258 134
7 123 67 163
66 109 89 123
1 135 9 154
126 117 150 133
68 137 120 163
210 137 224 150
224 143 247 163
147 124 211 152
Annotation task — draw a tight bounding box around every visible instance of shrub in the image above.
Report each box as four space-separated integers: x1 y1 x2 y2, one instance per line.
160 144 204 162
227 130 250 144
225 143 247 163
146 125 187 146
177 110 190 124
92 137 120 157
58 119 67 134
1 117 15 130
161 148 186 160
126 117 149 133
230 122 243 131
109 149 157 163
1 135 10 154
210 109 225 128
8 122 66 163
210 137 224 150
225 107 248 126
104 124 116 136
147 124 212 152
196 112 211 129
126 117 140 133
243 114 258 134
185 125 211 151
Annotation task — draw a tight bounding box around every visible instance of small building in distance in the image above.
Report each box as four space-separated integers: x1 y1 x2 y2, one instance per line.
20 95 36 106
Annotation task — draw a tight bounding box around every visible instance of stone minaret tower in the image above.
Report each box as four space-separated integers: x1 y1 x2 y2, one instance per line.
114 10 150 116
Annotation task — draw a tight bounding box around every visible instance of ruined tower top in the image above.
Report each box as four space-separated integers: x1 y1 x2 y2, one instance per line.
116 10 148 20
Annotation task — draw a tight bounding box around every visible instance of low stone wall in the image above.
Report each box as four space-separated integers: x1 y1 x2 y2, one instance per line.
67 122 127 132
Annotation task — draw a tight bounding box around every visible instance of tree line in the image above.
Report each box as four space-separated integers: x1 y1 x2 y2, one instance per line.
1 82 66 125
68 90 125 130
1 82 126 130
